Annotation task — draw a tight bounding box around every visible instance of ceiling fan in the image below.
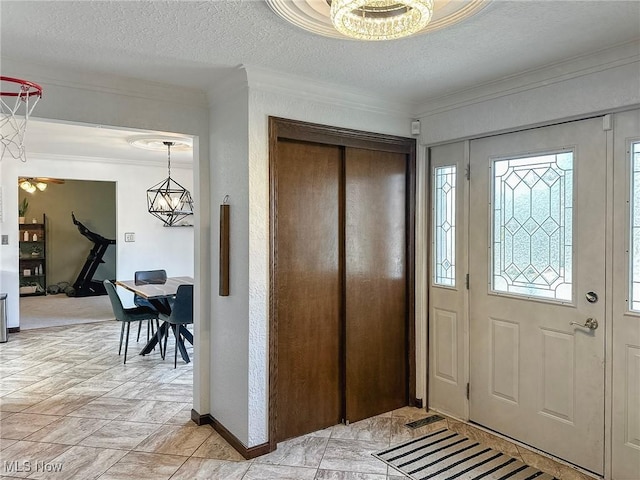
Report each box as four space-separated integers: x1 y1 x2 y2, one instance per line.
18 177 65 193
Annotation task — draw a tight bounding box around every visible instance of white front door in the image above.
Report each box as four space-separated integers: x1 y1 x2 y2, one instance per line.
468 118 606 474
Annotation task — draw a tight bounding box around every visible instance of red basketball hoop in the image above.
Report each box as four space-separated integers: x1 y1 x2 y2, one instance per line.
0 76 43 162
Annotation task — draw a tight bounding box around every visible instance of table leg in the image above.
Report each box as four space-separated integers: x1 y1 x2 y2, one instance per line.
180 326 193 345
139 322 167 355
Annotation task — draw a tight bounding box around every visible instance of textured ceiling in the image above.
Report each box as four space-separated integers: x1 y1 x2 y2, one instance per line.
1 1 639 161
2 1 639 106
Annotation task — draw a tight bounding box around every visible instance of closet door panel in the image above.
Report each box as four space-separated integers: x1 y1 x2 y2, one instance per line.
345 147 408 422
275 140 342 441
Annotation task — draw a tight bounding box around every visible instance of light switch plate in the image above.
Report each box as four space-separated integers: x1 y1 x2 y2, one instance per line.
124 232 135 242
1 235 8 245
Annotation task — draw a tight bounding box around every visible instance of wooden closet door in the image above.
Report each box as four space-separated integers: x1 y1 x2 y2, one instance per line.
345 147 408 423
274 139 342 442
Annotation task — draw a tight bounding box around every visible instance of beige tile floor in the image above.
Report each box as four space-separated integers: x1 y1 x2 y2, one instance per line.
0 321 596 479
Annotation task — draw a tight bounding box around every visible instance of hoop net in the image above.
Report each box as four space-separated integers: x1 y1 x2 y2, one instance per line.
0 76 43 162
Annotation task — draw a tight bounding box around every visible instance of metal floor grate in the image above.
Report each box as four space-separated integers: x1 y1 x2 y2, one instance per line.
405 414 445 429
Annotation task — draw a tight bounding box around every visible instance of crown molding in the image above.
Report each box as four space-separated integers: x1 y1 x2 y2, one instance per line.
415 40 640 118
242 64 414 118
27 152 193 169
0 58 208 108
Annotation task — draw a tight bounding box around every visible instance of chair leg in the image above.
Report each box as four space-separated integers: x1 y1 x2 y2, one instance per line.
124 322 131 364
137 320 142 342
118 321 125 355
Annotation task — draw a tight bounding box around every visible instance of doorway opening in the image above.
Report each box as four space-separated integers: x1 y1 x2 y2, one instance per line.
5 117 197 332
18 178 117 330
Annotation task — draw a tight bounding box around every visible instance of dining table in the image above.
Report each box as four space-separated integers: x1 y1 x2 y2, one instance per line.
115 276 194 362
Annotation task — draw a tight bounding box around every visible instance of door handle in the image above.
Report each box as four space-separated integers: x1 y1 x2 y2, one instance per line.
569 318 598 330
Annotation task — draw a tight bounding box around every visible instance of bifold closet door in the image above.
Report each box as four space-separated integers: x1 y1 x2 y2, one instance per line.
345 147 408 423
275 139 342 442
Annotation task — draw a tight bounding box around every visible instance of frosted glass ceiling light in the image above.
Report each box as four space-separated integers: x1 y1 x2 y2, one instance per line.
18 177 63 194
19 180 33 192
330 0 433 40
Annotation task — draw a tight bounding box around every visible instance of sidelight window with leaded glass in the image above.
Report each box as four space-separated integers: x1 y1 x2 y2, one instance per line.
492 152 573 301
433 165 456 287
630 142 640 311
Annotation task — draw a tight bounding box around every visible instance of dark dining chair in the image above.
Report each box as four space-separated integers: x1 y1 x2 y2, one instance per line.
160 284 193 368
134 269 167 342
103 280 161 364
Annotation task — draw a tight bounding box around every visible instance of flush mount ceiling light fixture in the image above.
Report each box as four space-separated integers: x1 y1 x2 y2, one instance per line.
146 142 194 227
128 135 192 152
266 0 488 40
330 0 433 40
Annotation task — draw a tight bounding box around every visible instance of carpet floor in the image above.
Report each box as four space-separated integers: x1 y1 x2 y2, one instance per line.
19 293 114 330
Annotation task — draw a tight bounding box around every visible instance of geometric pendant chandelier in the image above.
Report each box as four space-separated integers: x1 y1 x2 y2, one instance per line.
146 141 194 227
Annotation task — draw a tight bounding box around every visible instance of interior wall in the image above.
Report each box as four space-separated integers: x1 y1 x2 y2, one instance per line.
246 86 412 447
249 87 411 445
18 179 117 288
209 80 251 445
205 65 414 449
417 44 640 145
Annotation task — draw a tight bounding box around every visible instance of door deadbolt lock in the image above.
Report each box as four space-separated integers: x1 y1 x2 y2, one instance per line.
585 291 598 303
